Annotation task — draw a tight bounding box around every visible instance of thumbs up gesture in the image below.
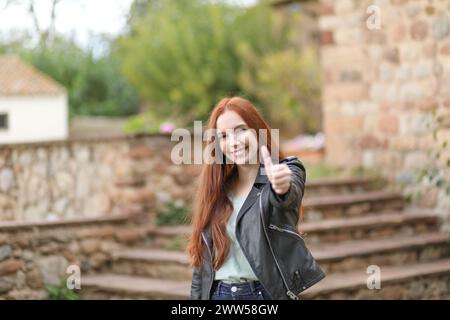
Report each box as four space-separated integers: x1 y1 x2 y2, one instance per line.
261 145 292 195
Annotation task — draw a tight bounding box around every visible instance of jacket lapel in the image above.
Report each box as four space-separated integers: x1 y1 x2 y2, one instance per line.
235 164 268 227
203 164 269 246
235 185 261 226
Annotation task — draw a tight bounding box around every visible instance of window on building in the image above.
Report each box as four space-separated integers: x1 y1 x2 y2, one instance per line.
0 113 8 130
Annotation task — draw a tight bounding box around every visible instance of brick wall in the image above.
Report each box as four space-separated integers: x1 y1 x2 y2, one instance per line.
319 0 450 218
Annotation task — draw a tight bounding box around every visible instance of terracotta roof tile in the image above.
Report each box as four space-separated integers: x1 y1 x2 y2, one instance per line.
0 54 66 96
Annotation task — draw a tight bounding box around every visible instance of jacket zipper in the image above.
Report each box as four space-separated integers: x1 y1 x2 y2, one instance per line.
201 231 214 299
268 224 304 241
259 188 299 300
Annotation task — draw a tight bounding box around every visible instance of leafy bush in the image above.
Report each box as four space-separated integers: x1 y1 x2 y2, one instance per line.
118 0 291 124
16 36 139 119
156 201 189 226
45 276 80 300
123 112 178 135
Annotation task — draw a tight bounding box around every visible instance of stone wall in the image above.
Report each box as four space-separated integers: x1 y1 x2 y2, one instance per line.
0 133 202 299
0 214 151 299
319 0 450 219
0 134 201 224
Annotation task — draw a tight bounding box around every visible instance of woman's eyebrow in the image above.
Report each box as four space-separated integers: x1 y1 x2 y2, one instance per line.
227 123 247 130
217 123 247 135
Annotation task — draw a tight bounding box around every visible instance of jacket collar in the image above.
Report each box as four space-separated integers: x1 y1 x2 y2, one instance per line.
254 163 269 184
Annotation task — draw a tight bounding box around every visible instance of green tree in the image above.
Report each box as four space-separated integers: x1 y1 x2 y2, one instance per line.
237 5 322 134
118 0 322 135
18 36 139 118
119 0 242 123
238 46 321 135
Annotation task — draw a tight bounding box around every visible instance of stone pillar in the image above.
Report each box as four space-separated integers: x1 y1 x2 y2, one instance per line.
319 0 450 222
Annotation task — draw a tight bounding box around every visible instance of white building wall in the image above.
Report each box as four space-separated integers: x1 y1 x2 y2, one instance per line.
0 95 68 144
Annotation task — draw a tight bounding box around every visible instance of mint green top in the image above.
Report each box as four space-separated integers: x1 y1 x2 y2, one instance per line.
214 193 258 283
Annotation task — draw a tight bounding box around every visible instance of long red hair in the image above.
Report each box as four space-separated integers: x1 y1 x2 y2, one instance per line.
187 96 301 270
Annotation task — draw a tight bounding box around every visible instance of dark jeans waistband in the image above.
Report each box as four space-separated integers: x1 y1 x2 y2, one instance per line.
212 280 263 294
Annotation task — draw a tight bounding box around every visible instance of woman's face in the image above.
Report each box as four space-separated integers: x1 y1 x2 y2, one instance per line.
216 110 259 165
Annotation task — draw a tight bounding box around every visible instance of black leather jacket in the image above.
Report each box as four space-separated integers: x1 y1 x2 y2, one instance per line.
190 156 326 300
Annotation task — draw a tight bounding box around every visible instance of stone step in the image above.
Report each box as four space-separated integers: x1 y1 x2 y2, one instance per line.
305 176 378 195
106 232 450 278
300 211 439 244
145 211 438 248
302 191 405 221
309 232 450 273
107 248 192 280
115 175 377 193
80 274 190 300
144 192 406 246
300 258 450 299
80 259 450 299
148 192 405 242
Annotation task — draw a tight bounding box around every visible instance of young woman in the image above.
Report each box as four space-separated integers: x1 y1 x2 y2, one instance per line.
188 97 325 300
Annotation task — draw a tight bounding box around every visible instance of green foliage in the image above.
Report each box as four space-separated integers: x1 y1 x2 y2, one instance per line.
236 5 321 134
119 0 320 133
14 36 139 118
45 276 80 300
119 0 241 123
123 112 179 134
118 0 304 128
239 47 321 134
422 148 449 196
156 200 189 226
2 0 322 133
412 109 450 204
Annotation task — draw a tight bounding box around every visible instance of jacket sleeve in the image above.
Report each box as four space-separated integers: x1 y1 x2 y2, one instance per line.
190 265 202 300
268 157 306 211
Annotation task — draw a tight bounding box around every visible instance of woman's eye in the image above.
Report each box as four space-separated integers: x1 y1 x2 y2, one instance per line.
237 128 247 135
217 128 247 140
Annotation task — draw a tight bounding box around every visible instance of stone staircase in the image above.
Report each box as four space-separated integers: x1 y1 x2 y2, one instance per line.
79 177 450 299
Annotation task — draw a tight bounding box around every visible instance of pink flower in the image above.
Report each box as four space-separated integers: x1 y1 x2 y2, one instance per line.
160 122 175 134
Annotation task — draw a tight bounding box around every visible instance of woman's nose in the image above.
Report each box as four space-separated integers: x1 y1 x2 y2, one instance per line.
228 132 239 147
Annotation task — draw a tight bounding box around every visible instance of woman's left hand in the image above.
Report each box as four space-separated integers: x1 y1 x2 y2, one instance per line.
261 145 292 195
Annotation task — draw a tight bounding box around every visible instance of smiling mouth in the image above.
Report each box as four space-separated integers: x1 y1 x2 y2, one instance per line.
231 146 248 156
